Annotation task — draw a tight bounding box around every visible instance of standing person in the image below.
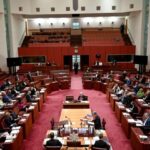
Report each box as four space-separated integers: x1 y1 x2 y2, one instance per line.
92 111 102 130
74 61 79 74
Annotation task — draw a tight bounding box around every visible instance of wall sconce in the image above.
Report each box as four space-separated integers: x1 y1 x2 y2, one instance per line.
62 22 65 26
99 22 102 25
87 22 90 25
111 21 114 25
50 23 53 26
38 23 41 27
74 47 78 54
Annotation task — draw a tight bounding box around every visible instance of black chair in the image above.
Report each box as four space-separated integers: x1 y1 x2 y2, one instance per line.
66 96 74 101
44 146 61 150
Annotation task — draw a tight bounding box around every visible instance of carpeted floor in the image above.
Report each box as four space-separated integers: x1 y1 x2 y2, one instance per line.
21 73 133 150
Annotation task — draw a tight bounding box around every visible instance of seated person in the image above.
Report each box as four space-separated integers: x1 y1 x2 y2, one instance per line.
0 96 4 109
20 80 27 89
112 83 120 94
46 132 62 147
121 92 134 107
116 86 124 97
15 74 20 82
26 90 35 102
7 89 15 99
11 87 19 97
92 111 102 130
95 61 103 66
15 82 21 92
30 86 37 96
4 112 17 128
129 102 139 117
137 88 145 99
143 90 150 103
133 82 140 94
141 113 150 134
17 99 28 111
5 79 12 87
91 132 110 150
1 91 12 103
140 75 146 85
78 92 88 101
95 71 101 80
125 76 131 86
27 72 33 82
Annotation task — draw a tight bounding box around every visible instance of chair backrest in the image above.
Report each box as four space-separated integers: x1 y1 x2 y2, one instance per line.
67 141 81 147
44 146 61 150
66 96 74 101
92 147 106 150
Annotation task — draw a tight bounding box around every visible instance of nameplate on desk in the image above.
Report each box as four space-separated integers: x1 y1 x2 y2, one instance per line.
28 106 35 110
20 118 26 122
139 135 148 140
31 103 37 106
12 126 21 130
138 99 143 102
126 108 131 113
23 113 30 117
5 139 13 143
11 100 16 102
143 103 149 106
123 112 130 116
111 94 116 97
127 119 135 123
11 130 19 135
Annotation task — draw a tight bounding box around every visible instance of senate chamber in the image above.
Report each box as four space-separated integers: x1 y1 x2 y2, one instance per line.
0 0 150 150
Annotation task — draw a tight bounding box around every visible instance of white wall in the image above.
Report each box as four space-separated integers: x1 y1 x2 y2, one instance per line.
121 0 142 12
0 0 4 13
0 14 8 71
10 15 25 57
10 0 142 15
27 17 125 30
146 1 150 70
128 11 143 55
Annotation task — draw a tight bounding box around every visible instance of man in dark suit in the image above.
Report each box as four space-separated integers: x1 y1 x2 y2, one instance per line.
78 92 88 101
46 132 62 147
26 91 34 102
74 61 79 74
143 113 150 127
92 112 102 129
27 72 33 82
1 91 12 103
92 132 110 150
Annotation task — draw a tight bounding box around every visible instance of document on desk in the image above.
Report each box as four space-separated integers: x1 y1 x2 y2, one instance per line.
57 137 65 144
127 119 135 123
84 137 91 145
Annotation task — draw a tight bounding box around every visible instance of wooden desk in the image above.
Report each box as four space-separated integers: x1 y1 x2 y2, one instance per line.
130 127 150 150
83 80 93 89
115 102 126 122
18 113 32 138
110 94 118 111
60 109 91 128
3 100 19 113
27 102 39 123
121 112 136 138
3 127 23 150
63 101 89 109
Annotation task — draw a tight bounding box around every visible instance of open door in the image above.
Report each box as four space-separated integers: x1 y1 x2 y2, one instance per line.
80 55 89 70
64 55 72 70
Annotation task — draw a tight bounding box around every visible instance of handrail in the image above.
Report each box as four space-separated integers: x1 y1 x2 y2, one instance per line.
18 30 26 46
126 27 135 45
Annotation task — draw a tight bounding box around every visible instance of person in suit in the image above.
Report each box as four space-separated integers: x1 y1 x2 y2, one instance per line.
141 113 150 134
46 132 62 147
26 91 35 102
74 61 79 74
27 72 33 82
92 132 110 150
143 90 150 103
92 112 102 130
143 113 150 127
1 91 12 103
4 112 17 128
78 92 88 101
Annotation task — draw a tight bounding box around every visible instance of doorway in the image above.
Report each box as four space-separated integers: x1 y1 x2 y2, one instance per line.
72 55 81 70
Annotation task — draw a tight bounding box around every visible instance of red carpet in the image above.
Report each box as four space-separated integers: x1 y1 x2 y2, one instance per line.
21 73 133 150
